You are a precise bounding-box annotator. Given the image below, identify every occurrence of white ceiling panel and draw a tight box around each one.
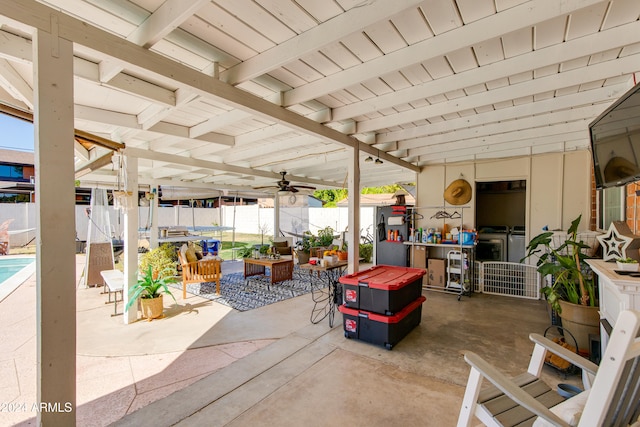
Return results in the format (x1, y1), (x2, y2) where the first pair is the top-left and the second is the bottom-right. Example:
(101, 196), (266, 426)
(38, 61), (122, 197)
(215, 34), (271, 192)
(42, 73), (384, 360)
(0, 0), (636, 191)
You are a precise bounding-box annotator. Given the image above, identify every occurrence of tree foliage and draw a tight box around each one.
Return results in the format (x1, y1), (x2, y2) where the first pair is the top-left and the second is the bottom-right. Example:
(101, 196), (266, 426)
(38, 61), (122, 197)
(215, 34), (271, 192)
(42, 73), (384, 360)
(313, 184), (408, 207)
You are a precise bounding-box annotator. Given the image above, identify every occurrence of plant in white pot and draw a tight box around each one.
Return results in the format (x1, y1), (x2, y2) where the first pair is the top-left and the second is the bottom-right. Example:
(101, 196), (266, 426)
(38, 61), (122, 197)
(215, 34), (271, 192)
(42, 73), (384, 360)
(126, 265), (177, 320)
(616, 257), (639, 272)
(522, 215), (598, 355)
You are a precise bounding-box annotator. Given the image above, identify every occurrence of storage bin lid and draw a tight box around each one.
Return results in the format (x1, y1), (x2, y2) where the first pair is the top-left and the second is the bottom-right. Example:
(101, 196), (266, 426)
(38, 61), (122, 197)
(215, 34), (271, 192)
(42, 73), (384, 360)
(339, 264), (426, 290)
(338, 296), (426, 323)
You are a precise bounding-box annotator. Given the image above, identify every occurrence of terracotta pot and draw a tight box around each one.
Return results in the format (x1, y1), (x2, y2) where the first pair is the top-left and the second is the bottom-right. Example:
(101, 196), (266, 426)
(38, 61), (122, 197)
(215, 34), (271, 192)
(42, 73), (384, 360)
(140, 295), (164, 320)
(558, 300), (599, 356)
(337, 251), (348, 261)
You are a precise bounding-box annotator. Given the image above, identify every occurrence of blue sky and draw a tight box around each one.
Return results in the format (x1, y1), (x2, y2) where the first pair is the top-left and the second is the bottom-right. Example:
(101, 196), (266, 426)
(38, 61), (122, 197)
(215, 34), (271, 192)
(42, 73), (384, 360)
(0, 114), (34, 152)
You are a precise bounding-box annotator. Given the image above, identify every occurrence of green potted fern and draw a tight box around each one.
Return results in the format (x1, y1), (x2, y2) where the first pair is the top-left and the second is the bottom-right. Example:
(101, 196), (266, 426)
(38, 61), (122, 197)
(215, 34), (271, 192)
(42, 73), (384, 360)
(128, 245), (178, 321)
(522, 214), (598, 354)
(125, 265), (177, 320)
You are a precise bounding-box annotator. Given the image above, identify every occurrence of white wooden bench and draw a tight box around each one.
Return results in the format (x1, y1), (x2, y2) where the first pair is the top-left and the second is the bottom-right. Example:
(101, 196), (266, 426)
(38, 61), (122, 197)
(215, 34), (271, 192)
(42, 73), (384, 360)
(100, 269), (124, 316)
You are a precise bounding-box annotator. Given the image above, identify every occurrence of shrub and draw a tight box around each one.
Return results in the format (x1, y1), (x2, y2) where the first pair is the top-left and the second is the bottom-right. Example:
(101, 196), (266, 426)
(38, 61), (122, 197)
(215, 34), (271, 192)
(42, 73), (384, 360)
(359, 243), (373, 263)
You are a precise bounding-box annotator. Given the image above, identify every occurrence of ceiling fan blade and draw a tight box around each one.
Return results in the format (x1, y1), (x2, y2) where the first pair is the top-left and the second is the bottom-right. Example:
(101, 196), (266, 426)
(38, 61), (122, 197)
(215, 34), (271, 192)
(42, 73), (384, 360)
(291, 185), (316, 190)
(253, 185), (278, 190)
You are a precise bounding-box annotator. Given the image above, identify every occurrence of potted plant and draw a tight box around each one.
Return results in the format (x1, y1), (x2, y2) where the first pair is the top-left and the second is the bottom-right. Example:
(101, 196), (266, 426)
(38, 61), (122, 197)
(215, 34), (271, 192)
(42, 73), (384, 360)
(126, 264), (177, 320)
(295, 231), (315, 264)
(521, 214), (599, 355)
(295, 226), (336, 264)
(616, 257), (639, 272)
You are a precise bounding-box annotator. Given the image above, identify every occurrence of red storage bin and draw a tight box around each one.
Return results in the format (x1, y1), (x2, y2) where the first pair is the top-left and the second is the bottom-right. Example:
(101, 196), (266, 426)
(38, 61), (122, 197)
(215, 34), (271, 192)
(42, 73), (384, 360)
(338, 296), (426, 350)
(339, 265), (426, 315)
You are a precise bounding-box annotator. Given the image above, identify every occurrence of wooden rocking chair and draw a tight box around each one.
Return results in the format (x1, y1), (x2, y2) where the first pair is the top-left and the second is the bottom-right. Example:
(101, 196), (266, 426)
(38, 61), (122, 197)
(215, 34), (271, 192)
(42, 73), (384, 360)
(457, 310), (640, 427)
(177, 250), (222, 299)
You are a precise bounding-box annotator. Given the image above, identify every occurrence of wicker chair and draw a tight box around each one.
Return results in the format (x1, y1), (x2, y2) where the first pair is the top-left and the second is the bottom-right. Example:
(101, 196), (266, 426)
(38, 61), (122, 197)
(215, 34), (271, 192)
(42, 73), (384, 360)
(177, 250), (221, 299)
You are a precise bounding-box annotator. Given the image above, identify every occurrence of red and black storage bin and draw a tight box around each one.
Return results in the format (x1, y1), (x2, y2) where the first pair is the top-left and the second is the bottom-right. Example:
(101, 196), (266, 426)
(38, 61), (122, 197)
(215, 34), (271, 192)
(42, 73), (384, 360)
(338, 296), (426, 350)
(339, 265), (426, 315)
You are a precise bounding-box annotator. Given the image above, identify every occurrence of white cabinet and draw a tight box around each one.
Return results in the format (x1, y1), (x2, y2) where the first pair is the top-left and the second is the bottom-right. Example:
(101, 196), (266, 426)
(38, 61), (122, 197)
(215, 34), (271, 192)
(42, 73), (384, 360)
(586, 259), (640, 354)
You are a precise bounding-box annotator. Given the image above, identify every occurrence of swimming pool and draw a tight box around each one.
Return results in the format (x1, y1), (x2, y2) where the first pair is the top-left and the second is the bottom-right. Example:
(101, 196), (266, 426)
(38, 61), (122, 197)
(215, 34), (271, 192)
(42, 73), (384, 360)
(0, 256), (35, 302)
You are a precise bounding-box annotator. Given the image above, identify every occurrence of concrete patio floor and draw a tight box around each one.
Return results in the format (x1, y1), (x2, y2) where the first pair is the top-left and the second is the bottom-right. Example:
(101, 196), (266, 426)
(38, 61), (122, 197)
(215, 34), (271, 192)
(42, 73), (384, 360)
(0, 255), (580, 426)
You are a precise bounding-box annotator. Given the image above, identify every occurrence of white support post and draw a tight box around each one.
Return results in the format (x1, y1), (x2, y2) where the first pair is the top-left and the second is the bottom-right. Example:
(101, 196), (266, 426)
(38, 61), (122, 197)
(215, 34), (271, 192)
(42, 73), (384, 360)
(123, 155), (139, 324)
(33, 27), (76, 425)
(274, 194), (280, 238)
(348, 146), (360, 274)
(150, 185), (159, 248)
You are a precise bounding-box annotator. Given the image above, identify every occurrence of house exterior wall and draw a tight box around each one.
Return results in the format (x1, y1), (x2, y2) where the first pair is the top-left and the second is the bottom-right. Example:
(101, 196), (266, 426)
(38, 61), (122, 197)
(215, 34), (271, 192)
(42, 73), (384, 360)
(416, 150), (593, 243)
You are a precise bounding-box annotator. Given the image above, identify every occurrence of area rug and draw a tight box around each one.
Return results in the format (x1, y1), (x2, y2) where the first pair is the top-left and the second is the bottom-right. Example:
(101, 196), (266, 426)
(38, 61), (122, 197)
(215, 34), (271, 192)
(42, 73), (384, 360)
(176, 268), (316, 311)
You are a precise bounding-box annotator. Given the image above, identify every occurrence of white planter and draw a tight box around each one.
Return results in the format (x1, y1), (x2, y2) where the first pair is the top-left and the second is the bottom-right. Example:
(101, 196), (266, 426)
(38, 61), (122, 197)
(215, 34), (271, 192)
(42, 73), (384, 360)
(616, 261), (639, 271)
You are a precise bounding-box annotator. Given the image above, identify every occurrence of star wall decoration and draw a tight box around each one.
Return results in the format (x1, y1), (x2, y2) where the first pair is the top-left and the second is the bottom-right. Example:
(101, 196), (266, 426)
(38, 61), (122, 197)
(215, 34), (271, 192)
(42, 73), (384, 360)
(596, 221), (640, 262)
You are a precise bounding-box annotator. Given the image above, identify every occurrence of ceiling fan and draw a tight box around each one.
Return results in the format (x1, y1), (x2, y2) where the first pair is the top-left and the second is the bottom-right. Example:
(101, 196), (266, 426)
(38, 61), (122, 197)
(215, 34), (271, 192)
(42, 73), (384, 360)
(254, 171), (316, 193)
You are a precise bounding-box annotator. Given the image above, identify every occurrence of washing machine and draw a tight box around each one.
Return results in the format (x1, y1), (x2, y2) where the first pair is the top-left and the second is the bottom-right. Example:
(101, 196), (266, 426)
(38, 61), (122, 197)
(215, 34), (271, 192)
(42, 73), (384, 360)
(476, 225), (508, 262)
(508, 225), (526, 263)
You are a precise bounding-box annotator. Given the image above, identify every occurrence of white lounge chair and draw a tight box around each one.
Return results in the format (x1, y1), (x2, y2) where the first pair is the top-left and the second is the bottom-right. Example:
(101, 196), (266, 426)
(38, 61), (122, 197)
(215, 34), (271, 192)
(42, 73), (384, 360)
(457, 310), (640, 427)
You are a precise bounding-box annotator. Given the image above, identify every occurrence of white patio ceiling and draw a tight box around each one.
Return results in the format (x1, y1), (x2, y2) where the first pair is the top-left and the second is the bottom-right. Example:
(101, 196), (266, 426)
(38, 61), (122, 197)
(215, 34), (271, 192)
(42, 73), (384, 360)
(0, 0), (639, 196)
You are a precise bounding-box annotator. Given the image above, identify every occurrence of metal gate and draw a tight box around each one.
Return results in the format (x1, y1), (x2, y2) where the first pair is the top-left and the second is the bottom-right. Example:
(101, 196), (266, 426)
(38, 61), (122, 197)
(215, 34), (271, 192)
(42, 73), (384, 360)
(479, 262), (540, 300)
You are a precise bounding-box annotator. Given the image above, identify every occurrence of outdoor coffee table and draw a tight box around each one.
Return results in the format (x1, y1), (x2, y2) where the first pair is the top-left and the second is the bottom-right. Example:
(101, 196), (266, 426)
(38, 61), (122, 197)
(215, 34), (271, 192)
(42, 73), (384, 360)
(243, 257), (294, 288)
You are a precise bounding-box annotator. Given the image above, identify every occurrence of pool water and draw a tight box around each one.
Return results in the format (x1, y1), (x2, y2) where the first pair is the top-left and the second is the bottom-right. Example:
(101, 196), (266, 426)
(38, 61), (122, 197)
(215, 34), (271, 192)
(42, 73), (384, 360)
(0, 256), (35, 302)
(0, 257), (35, 284)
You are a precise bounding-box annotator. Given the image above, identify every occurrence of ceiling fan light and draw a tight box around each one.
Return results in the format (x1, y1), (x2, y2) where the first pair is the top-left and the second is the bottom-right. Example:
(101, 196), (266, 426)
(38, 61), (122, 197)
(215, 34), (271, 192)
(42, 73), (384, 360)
(365, 156), (373, 162)
(375, 158), (383, 164)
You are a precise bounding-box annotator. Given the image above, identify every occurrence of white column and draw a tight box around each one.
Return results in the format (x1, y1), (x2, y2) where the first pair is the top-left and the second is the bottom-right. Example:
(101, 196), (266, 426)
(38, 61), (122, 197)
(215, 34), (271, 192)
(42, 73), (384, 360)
(150, 186), (159, 249)
(33, 27), (76, 425)
(348, 146), (360, 274)
(274, 195), (280, 238)
(123, 156), (139, 324)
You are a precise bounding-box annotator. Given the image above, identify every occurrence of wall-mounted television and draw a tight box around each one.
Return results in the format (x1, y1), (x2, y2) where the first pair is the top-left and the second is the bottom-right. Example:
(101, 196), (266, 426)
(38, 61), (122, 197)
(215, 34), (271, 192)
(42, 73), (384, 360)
(589, 80), (640, 189)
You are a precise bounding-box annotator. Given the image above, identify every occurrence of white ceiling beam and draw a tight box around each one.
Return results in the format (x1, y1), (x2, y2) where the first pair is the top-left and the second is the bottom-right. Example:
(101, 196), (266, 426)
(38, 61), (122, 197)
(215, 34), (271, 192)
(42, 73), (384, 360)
(127, 0), (210, 49)
(406, 107), (598, 158)
(222, 134), (320, 164)
(98, 59), (121, 83)
(0, 58), (32, 108)
(282, 0), (608, 107)
(220, 0), (427, 85)
(74, 104), (234, 147)
(0, 0), (419, 173)
(0, 28), (31, 64)
(358, 53), (640, 133)
(384, 84), (628, 147)
(189, 109), (253, 138)
(335, 20), (640, 123)
(122, 146), (340, 188)
(0, 0), (420, 172)
(106, 72), (176, 106)
(73, 139), (89, 161)
(412, 120), (590, 160)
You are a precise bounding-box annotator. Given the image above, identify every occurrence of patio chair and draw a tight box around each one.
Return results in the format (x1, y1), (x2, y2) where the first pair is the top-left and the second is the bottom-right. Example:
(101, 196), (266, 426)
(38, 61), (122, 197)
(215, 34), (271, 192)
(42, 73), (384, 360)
(177, 247), (222, 299)
(457, 309), (640, 427)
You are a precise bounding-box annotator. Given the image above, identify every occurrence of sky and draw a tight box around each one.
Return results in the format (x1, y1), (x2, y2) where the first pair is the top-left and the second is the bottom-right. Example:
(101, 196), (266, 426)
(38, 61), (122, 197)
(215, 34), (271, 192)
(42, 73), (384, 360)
(0, 114), (34, 152)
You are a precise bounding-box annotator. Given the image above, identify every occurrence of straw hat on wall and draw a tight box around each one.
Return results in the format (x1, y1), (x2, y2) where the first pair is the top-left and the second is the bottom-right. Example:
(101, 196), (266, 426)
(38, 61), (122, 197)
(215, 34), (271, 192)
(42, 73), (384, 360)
(444, 179), (472, 205)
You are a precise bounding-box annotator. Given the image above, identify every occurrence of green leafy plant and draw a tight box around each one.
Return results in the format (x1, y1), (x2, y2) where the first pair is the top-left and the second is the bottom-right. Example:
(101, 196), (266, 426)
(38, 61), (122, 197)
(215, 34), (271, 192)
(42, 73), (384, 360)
(521, 215), (595, 313)
(125, 265), (177, 311)
(359, 243), (373, 263)
(296, 227), (335, 254)
(317, 226), (335, 247)
(617, 257), (638, 263)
